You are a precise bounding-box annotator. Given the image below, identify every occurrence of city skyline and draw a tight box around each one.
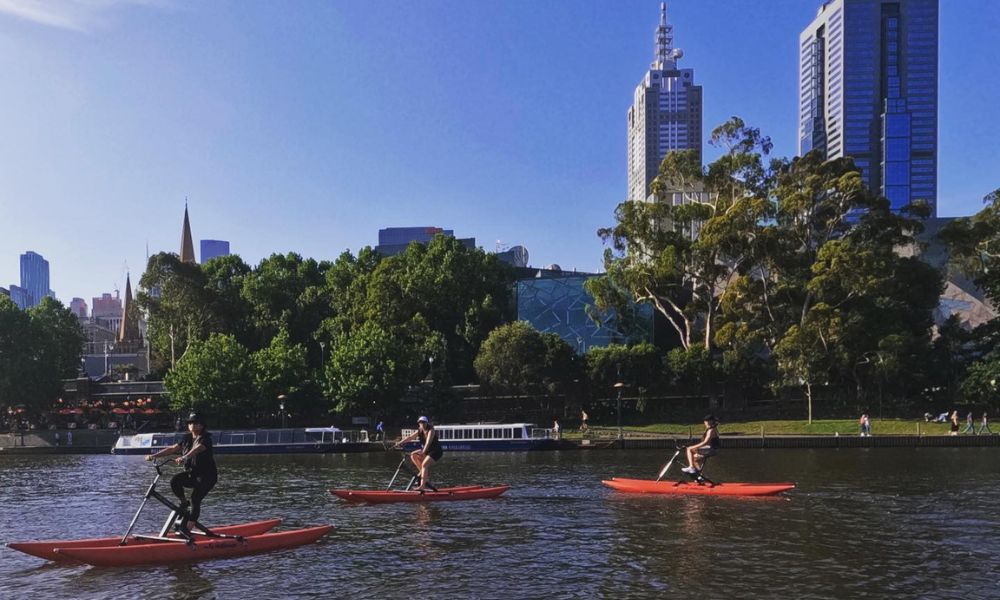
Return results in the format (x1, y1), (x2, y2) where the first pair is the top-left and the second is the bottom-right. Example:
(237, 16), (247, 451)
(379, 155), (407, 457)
(2, 1), (998, 304)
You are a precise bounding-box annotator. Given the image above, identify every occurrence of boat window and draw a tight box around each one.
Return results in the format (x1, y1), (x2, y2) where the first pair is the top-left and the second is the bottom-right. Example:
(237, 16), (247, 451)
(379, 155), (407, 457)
(474, 428), (482, 439)
(493, 428), (501, 438)
(513, 428), (523, 439)
(504, 428), (513, 439)
(219, 433), (231, 445)
(441, 430), (451, 440)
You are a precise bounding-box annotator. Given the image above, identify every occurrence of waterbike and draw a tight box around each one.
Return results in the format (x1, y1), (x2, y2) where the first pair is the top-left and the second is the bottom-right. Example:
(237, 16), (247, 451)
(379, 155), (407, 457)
(7, 459), (332, 566)
(602, 447), (796, 497)
(330, 451), (510, 504)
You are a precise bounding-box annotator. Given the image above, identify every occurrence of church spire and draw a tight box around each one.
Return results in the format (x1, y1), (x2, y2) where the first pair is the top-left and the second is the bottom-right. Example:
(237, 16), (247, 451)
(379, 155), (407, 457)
(116, 273), (141, 344)
(180, 200), (196, 264)
(652, 3), (680, 70)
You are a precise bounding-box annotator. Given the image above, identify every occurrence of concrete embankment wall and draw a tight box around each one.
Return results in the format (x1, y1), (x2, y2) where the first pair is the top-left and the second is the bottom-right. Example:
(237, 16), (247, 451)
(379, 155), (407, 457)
(0, 431), (119, 454)
(574, 435), (1000, 450)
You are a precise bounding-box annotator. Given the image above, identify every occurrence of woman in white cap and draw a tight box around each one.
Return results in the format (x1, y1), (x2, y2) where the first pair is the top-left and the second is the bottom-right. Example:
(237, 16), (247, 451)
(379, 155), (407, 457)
(397, 416), (443, 491)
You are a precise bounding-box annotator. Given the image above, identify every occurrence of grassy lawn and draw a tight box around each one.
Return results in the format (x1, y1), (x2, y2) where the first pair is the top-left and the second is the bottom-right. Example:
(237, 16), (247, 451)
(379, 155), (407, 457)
(573, 419), (963, 437)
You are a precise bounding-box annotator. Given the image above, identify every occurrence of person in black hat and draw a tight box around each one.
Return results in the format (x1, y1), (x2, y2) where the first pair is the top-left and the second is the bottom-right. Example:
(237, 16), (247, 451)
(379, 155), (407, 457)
(146, 412), (218, 531)
(682, 415), (720, 475)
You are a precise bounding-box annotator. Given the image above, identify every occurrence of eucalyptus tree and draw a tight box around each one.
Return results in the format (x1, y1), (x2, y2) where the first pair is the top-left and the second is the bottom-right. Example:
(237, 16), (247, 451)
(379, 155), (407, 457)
(592, 117), (774, 359)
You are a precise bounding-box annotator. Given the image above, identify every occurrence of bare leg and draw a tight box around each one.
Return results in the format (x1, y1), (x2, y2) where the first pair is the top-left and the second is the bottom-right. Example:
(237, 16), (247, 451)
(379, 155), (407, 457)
(416, 455), (436, 490)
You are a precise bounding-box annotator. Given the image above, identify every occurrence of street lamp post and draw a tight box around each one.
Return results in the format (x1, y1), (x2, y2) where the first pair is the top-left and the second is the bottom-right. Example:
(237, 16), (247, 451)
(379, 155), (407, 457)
(319, 341), (326, 367)
(614, 364), (625, 442)
(278, 395), (287, 428)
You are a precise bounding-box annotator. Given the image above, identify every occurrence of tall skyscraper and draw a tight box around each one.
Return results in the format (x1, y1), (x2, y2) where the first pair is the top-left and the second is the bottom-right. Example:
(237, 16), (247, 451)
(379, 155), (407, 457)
(627, 3), (702, 202)
(19, 251), (50, 308)
(200, 240), (231, 263)
(799, 0), (938, 213)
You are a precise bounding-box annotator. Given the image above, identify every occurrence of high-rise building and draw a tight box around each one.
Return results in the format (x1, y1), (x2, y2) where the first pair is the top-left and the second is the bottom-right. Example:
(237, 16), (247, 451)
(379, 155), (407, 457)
(627, 3), (702, 202)
(200, 240), (230, 263)
(19, 251), (50, 308)
(92, 292), (122, 318)
(799, 0), (938, 213)
(375, 227), (476, 257)
(9, 285), (31, 309)
(70, 297), (89, 318)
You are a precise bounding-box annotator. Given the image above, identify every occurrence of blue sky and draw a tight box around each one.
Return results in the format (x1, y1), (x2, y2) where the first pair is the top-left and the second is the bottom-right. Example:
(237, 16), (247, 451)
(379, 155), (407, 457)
(1, 1), (998, 305)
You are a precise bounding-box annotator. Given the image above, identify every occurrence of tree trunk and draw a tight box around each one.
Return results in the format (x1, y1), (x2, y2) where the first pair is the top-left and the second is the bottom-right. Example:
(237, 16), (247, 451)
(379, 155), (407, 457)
(806, 382), (813, 424)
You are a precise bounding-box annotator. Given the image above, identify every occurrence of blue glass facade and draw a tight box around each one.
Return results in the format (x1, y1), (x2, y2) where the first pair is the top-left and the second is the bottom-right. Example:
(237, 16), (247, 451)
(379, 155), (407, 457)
(799, 0), (937, 214)
(516, 275), (653, 354)
(200, 239), (231, 263)
(19, 251), (49, 308)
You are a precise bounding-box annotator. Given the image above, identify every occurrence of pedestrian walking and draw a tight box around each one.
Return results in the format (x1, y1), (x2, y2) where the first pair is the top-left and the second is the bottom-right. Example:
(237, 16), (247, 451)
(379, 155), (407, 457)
(949, 410), (960, 436)
(962, 411), (975, 434)
(859, 410), (871, 437)
(580, 409), (589, 433)
(978, 411), (992, 435)
(553, 419), (561, 440)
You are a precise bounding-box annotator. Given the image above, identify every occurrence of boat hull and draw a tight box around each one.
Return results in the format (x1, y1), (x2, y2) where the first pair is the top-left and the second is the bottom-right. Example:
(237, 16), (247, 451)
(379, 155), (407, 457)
(603, 477), (795, 496)
(6, 519), (283, 562)
(52, 525), (333, 567)
(112, 443), (370, 456)
(330, 485), (510, 504)
(403, 440), (555, 452)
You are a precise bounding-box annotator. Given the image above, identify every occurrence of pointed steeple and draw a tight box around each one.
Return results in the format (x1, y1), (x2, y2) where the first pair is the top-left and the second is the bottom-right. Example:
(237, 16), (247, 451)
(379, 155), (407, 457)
(180, 200), (196, 263)
(117, 273), (141, 344)
(652, 3), (680, 70)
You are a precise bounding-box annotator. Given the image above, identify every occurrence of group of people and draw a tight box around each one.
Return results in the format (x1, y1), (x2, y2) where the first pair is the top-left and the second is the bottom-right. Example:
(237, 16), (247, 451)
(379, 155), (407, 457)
(924, 410), (992, 435)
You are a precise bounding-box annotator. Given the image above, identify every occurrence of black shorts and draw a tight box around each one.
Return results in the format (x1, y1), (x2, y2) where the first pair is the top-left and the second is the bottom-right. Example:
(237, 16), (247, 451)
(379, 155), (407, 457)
(428, 450), (443, 462)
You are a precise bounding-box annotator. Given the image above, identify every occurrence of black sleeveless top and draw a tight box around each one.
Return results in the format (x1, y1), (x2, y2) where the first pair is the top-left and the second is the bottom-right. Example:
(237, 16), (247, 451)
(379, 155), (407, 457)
(418, 428), (443, 455)
(706, 426), (720, 449)
(181, 432), (218, 479)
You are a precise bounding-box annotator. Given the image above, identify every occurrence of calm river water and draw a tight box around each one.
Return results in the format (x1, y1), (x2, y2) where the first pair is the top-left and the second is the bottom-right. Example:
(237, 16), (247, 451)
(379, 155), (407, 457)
(2, 448), (999, 599)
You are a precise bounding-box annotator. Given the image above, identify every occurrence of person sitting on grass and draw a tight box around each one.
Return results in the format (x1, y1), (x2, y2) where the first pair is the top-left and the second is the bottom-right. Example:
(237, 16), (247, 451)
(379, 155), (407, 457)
(682, 415), (720, 475)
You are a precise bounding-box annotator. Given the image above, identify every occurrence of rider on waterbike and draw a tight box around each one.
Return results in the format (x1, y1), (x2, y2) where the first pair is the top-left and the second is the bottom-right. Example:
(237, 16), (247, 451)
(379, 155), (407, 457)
(682, 415), (720, 475)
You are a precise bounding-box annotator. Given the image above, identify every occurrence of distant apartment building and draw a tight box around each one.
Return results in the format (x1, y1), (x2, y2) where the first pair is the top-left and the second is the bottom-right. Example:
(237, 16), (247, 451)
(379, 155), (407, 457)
(200, 239), (230, 263)
(19, 251), (50, 308)
(799, 0), (938, 213)
(70, 297), (89, 318)
(92, 292), (123, 332)
(627, 3), (703, 202)
(375, 227), (476, 257)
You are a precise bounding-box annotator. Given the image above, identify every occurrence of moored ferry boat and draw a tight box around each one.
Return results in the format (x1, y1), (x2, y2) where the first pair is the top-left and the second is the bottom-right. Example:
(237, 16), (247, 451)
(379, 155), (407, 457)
(400, 423), (557, 451)
(112, 427), (369, 455)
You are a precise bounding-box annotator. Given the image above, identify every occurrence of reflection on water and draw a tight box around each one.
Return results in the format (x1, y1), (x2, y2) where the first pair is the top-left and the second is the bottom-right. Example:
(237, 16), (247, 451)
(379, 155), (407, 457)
(2, 448), (999, 599)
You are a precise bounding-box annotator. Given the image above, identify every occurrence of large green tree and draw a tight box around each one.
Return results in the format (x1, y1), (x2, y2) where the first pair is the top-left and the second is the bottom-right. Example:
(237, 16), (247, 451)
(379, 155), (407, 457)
(592, 118), (774, 352)
(0, 296), (85, 419)
(252, 328), (310, 418)
(164, 333), (253, 422)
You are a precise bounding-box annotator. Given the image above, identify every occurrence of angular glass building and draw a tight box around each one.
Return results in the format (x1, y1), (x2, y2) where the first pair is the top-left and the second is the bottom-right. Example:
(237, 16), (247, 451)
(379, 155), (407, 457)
(516, 274), (653, 354)
(200, 239), (231, 263)
(799, 0), (938, 213)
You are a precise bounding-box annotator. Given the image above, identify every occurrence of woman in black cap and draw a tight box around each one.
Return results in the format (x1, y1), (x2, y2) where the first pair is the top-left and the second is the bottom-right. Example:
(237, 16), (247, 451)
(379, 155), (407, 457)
(146, 412), (218, 531)
(682, 415), (720, 475)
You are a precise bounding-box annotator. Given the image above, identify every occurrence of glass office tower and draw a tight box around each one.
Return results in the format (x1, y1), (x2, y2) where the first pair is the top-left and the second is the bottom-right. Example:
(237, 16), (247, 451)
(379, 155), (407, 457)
(799, 0), (937, 214)
(19, 251), (50, 308)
